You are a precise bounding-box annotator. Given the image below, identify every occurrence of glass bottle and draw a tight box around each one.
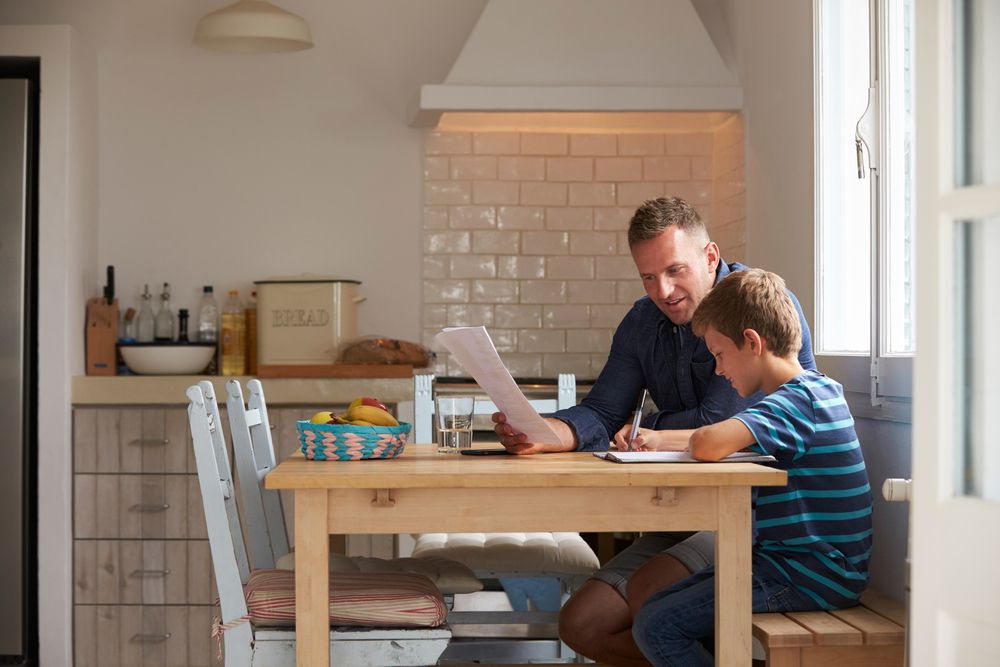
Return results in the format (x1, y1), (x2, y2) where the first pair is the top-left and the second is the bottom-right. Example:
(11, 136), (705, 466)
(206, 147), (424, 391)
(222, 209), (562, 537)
(197, 286), (220, 374)
(136, 285), (155, 342)
(177, 309), (190, 343)
(221, 290), (246, 376)
(245, 291), (258, 376)
(154, 282), (173, 341)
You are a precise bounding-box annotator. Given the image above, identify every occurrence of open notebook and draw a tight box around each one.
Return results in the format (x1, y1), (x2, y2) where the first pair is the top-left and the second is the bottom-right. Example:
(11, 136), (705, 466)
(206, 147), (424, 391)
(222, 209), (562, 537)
(594, 450), (777, 464)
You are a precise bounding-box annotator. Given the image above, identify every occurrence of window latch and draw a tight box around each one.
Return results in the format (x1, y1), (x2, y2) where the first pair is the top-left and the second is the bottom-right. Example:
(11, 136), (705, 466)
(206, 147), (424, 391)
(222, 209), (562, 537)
(855, 82), (880, 178)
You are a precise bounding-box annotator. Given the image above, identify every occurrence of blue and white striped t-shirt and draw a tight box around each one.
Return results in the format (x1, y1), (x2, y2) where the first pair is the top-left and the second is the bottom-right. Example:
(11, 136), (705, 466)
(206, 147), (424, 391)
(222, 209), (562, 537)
(734, 370), (872, 610)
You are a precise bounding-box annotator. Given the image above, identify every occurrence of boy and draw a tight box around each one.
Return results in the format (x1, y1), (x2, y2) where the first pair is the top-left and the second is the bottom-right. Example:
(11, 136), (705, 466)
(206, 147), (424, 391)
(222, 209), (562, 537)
(631, 269), (873, 667)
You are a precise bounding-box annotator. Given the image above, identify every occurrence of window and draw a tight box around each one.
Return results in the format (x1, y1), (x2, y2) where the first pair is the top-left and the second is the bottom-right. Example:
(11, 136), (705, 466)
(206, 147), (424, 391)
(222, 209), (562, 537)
(814, 0), (915, 413)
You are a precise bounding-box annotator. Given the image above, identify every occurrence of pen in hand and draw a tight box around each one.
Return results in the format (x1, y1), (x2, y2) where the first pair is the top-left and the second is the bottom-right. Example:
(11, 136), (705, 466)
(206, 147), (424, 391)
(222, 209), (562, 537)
(626, 389), (648, 451)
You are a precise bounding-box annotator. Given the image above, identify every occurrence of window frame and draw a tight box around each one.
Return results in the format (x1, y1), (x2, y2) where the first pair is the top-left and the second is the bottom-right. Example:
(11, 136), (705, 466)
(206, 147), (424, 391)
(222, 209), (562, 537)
(813, 0), (914, 421)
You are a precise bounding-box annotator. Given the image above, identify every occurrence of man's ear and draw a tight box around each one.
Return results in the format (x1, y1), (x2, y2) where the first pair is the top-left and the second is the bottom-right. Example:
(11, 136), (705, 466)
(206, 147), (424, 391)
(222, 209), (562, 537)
(704, 242), (721, 273)
(743, 329), (764, 356)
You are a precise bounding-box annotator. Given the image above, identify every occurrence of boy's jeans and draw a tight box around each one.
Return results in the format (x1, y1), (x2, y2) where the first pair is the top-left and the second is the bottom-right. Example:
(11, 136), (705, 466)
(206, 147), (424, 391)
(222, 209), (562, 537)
(632, 563), (821, 667)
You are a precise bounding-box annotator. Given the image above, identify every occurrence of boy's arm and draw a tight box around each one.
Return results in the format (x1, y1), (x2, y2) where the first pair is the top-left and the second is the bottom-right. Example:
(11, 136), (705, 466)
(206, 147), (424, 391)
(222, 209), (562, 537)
(688, 418), (757, 461)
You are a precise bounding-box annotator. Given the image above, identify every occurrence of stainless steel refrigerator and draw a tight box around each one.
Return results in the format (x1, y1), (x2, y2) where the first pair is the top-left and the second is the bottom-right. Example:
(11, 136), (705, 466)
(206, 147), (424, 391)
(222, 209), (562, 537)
(0, 62), (40, 665)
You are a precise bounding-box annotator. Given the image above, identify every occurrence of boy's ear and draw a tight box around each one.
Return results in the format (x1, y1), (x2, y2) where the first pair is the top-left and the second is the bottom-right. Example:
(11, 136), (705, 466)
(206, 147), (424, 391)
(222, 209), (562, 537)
(743, 329), (764, 356)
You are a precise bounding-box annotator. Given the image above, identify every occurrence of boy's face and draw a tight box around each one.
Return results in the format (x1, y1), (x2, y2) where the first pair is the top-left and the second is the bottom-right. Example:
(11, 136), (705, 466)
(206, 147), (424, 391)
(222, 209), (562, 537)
(704, 326), (762, 398)
(631, 227), (720, 325)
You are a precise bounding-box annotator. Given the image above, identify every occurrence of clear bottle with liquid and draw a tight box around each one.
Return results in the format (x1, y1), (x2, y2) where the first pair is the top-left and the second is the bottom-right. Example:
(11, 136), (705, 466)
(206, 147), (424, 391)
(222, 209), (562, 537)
(154, 282), (173, 341)
(245, 291), (258, 376)
(136, 285), (155, 342)
(221, 290), (246, 376)
(197, 286), (219, 374)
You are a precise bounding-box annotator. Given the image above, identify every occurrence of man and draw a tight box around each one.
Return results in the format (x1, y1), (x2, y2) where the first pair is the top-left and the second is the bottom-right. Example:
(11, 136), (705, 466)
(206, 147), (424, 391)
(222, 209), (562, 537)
(492, 197), (816, 666)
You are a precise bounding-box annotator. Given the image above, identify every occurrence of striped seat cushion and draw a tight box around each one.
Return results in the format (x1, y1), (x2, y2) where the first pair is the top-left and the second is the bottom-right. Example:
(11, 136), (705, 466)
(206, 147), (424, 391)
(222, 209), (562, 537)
(274, 552), (484, 595)
(244, 569), (447, 628)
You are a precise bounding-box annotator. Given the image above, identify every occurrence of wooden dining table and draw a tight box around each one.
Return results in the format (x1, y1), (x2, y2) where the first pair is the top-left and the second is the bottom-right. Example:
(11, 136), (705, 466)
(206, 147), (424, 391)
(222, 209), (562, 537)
(265, 444), (787, 667)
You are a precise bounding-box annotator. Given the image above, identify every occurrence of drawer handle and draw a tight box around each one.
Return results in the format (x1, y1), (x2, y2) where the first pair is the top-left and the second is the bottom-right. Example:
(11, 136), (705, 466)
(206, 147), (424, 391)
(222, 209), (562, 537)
(129, 504), (170, 512)
(128, 438), (170, 446)
(130, 569), (170, 578)
(132, 633), (170, 643)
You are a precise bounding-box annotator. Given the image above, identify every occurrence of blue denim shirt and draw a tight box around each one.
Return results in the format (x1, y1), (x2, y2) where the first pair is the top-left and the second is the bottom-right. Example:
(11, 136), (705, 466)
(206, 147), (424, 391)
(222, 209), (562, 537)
(552, 261), (817, 451)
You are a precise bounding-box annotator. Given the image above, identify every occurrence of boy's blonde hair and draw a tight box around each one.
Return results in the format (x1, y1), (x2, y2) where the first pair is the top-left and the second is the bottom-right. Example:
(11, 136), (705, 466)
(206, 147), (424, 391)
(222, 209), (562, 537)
(691, 269), (802, 358)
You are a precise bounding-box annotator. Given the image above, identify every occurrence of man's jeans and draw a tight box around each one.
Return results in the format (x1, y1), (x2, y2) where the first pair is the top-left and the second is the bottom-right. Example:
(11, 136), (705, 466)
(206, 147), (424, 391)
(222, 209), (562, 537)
(632, 563), (821, 667)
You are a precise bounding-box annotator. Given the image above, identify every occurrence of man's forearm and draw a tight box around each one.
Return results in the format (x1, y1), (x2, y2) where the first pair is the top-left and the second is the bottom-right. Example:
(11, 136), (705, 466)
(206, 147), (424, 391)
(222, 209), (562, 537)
(545, 418), (578, 452)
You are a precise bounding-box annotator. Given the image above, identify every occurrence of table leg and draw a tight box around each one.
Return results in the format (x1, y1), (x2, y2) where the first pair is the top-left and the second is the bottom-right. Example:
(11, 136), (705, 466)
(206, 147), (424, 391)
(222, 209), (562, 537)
(296, 488), (329, 667)
(715, 486), (752, 667)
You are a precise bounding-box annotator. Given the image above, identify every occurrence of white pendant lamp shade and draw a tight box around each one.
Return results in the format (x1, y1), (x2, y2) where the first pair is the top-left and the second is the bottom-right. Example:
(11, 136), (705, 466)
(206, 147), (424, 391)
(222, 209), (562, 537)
(193, 0), (313, 54)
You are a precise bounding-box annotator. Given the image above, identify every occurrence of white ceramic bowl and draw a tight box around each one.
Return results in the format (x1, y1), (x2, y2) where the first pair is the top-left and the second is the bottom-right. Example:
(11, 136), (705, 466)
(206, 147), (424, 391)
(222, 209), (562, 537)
(119, 343), (216, 375)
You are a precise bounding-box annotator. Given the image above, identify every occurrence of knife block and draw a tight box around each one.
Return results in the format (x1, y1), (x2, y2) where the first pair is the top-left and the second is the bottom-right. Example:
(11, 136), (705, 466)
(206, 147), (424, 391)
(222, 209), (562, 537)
(86, 297), (118, 375)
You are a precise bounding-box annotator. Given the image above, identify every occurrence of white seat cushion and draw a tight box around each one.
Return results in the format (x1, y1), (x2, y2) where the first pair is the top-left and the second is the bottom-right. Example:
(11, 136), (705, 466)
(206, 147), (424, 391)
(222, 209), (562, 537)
(411, 533), (600, 574)
(274, 552), (484, 595)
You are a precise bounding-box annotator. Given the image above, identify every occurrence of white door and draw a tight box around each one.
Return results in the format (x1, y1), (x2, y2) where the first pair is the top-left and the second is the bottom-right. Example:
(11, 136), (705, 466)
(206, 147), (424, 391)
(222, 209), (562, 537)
(911, 0), (1000, 665)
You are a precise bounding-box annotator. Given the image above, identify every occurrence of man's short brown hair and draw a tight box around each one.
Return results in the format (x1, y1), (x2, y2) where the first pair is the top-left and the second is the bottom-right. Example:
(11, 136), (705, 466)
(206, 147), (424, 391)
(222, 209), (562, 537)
(691, 269), (802, 358)
(628, 196), (710, 249)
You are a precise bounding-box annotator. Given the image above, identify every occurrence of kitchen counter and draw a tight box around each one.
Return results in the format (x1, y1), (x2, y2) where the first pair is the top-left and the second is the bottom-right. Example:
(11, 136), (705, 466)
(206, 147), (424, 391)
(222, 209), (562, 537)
(71, 375), (415, 405)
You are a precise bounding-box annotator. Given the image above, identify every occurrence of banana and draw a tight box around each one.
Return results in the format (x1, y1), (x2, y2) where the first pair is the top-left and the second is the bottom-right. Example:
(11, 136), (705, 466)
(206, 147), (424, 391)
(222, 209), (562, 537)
(346, 404), (399, 427)
(348, 420), (377, 426)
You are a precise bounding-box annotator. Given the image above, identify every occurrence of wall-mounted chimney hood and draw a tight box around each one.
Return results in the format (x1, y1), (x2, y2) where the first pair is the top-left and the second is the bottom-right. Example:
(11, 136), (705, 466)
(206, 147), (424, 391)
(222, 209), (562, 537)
(409, 0), (741, 127)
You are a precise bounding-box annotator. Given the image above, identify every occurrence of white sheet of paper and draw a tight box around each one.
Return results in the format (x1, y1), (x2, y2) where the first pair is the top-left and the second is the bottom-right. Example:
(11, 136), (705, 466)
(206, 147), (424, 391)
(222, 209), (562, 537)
(593, 450), (776, 464)
(436, 327), (563, 446)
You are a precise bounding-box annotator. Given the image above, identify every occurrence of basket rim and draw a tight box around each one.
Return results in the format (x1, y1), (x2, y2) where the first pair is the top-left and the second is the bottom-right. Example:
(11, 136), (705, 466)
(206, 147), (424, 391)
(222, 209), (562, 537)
(297, 420), (411, 434)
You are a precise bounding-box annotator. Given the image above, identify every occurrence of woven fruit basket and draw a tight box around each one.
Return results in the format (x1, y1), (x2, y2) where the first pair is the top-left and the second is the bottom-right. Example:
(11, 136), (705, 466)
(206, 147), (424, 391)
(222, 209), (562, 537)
(296, 420), (411, 461)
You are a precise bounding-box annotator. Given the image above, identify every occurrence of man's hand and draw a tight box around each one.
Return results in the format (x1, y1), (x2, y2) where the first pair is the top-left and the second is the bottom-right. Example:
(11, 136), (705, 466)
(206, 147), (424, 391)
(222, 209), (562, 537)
(492, 413), (576, 455)
(612, 423), (696, 452)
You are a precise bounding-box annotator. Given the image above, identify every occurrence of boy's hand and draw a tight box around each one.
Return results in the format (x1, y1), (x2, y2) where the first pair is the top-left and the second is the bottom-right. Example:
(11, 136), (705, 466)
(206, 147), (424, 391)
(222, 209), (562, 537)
(612, 424), (693, 452)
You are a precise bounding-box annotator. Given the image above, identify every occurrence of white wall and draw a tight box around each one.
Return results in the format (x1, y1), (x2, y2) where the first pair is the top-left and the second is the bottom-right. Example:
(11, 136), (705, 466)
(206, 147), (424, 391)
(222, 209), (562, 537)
(0, 24), (99, 667)
(0, 0), (486, 343)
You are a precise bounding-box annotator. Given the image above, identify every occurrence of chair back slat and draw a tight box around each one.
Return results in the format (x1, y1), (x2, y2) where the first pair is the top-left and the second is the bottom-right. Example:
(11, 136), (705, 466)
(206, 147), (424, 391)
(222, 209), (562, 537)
(226, 380), (278, 569)
(246, 379), (290, 559)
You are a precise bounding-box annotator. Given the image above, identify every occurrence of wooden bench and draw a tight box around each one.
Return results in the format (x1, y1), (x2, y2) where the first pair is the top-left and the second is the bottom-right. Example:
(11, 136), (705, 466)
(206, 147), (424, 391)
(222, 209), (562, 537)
(752, 588), (906, 667)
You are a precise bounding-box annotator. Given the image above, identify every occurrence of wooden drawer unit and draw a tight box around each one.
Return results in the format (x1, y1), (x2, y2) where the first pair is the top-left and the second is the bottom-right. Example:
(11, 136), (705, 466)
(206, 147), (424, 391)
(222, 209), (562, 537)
(73, 407), (224, 666)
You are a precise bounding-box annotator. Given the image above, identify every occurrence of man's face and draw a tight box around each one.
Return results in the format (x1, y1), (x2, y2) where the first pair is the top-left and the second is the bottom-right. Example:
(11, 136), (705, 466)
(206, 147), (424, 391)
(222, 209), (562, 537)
(704, 326), (761, 398)
(630, 226), (720, 325)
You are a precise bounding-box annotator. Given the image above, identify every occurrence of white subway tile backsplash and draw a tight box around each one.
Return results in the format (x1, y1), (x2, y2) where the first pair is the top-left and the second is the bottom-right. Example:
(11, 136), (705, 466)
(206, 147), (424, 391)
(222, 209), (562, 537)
(617, 280), (646, 304)
(691, 156), (712, 180)
(665, 181), (712, 205)
(547, 256), (594, 280)
(495, 304), (542, 328)
(499, 156), (546, 181)
(619, 133), (664, 156)
(570, 134), (617, 156)
(472, 279), (519, 303)
(450, 206), (496, 229)
(569, 280), (616, 304)
(593, 207), (635, 230)
(424, 206), (449, 229)
(546, 207), (593, 231)
(617, 231), (632, 254)
(521, 182), (568, 206)
(473, 180), (520, 205)
(451, 156), (498, 180)
(568, 183), (616, 207)
(519, 329), (565, 353)
(520, 280), (568, 304)
(522, 231), (569, 255)
(424, 304), (447, 328)
(643, 157), (690, 181)
(425, 181), (471, 205)
(423, 280), (470, 303)
(543, 305), (591, 329)
(490, 328), (518, 353)
(595, 256), (638, 280)
(546, 157), (594, 182)
(426, 131), (472, 155)
(498, 256), (546, 279)
(423, 255), (447, 279)
(473, 132), (520, 155)
(450, 255), (498, 279)
(591, 304), (632, 329)
(521, 133), (569, 156)
(595, 158), (642, 182)
(665, 133), (713, 156)
(425, 156), (449, 180)
(499, 354), (543, 377)
(424, 230), (471, 254)
(569, 232), (617, 255)
(497, 206), (546, 230)
(446, 356), (473, 377)
(543, 354), (592, 378)
(567, 329), (614, 353)
(472, 230), (520, 254)
(590, 353), (608, 376)
(447, 304), (494, 327)
(618, 182), (665, 206)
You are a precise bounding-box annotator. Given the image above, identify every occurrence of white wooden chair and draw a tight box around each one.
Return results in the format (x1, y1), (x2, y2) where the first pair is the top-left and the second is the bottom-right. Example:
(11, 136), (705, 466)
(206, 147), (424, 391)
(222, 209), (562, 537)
(186, 381), (450, 666)
(412, 374), (598, 663)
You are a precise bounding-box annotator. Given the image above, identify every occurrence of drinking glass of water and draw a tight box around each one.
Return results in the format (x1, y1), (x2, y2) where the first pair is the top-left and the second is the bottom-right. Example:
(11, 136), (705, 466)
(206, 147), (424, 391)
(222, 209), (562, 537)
(435, 395), (475, 453)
